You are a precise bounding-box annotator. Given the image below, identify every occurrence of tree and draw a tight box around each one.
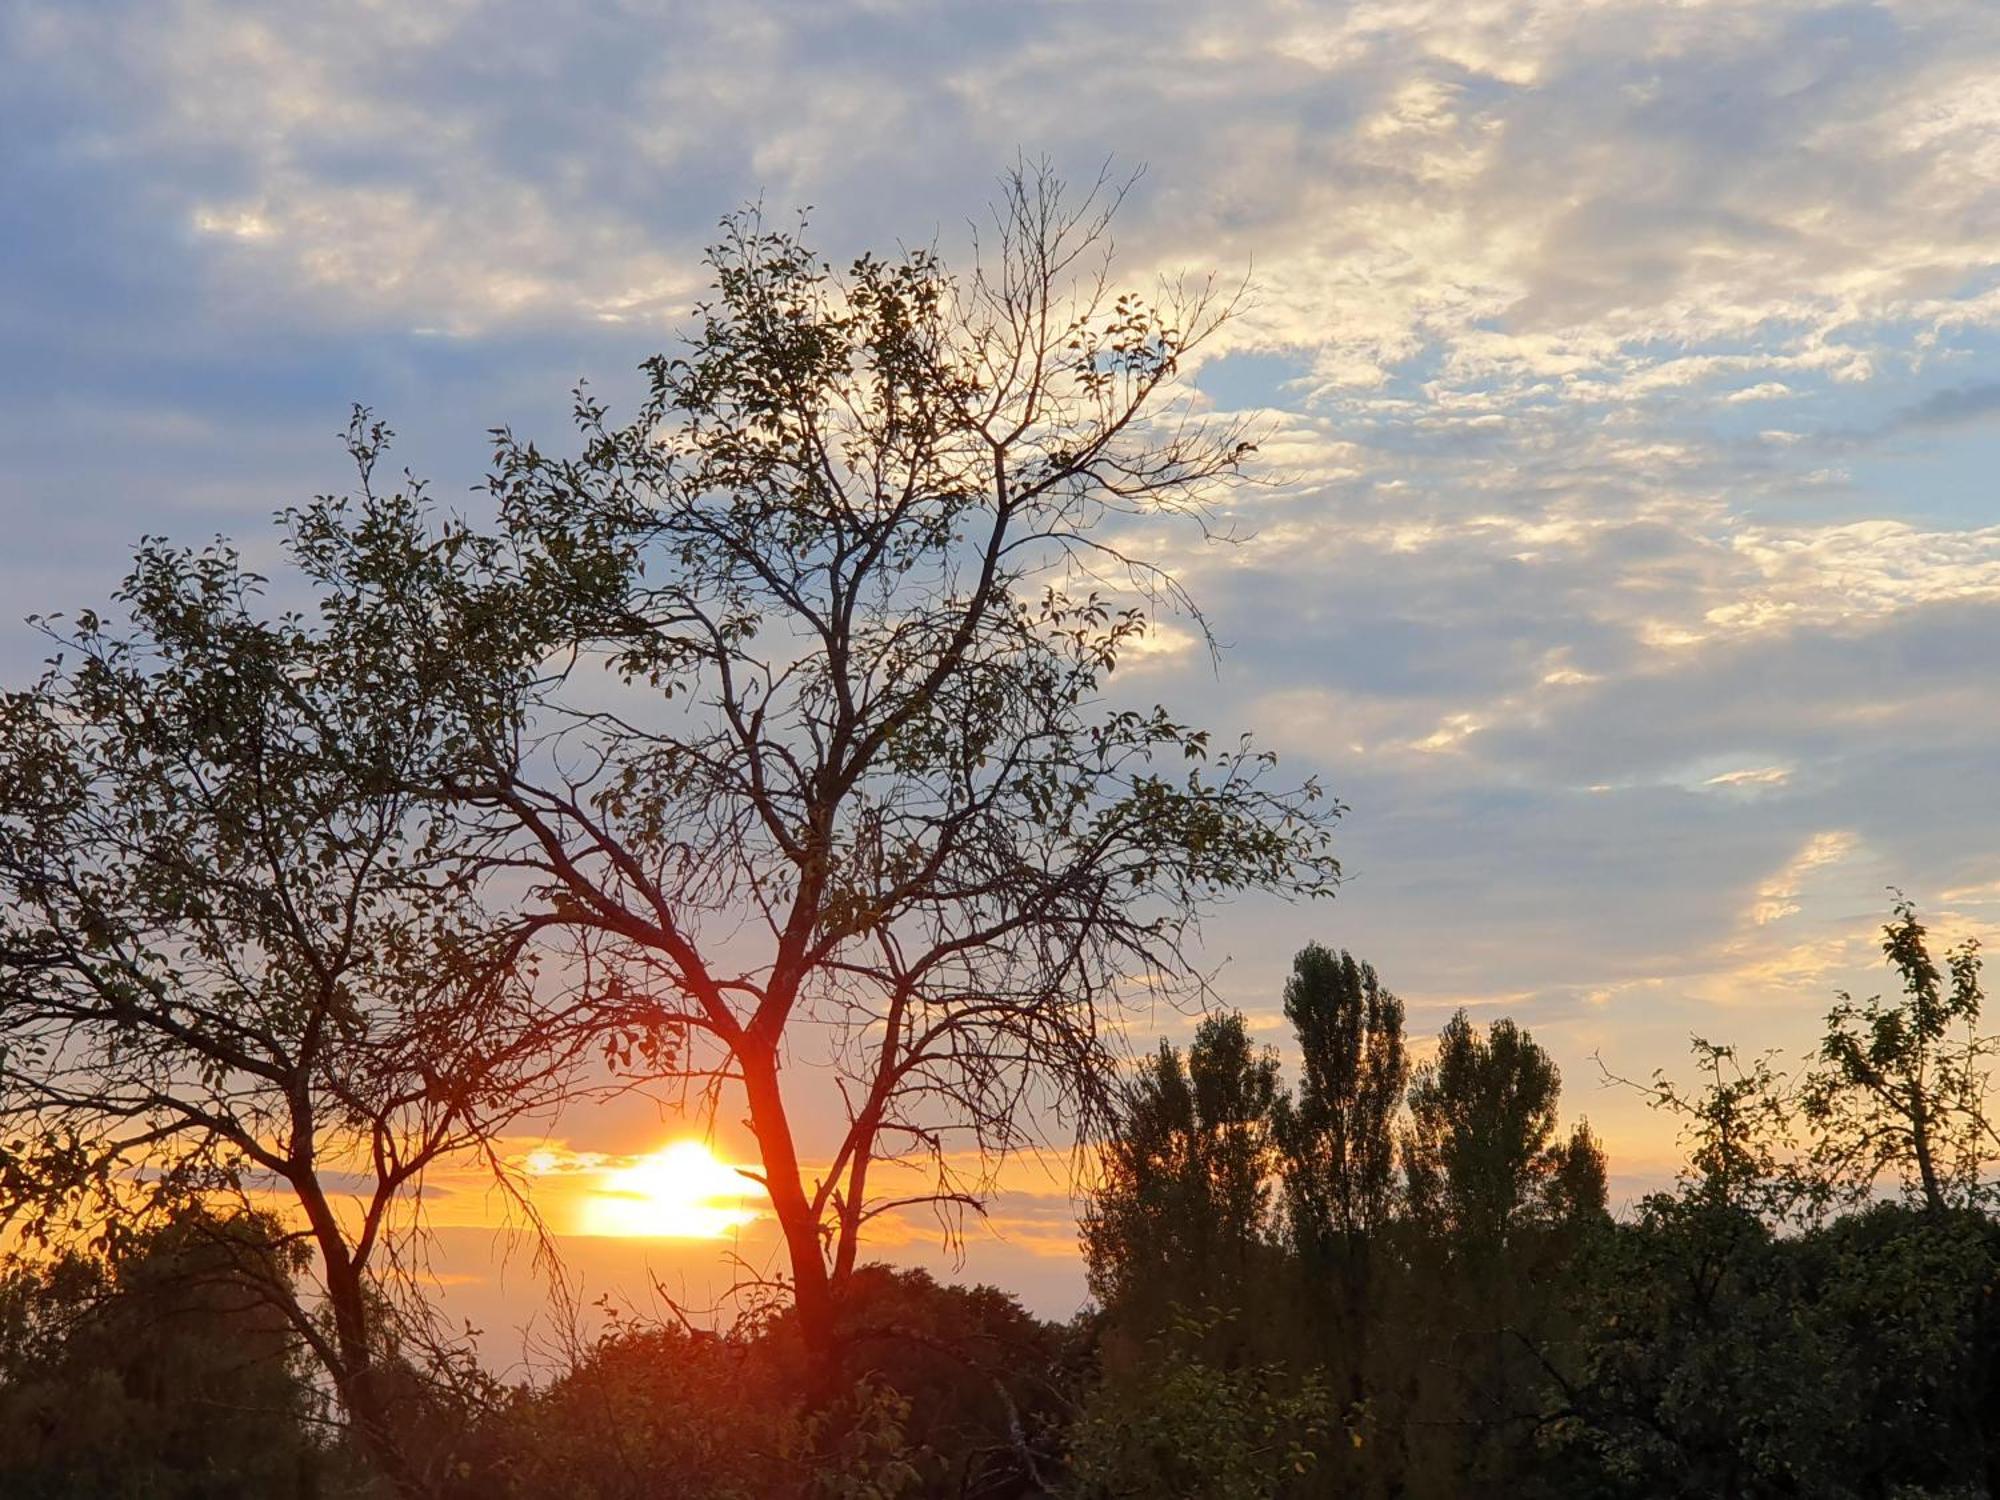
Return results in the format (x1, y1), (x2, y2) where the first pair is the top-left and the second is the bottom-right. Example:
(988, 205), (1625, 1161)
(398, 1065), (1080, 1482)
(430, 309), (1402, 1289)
(1400, 1010), (1605, 1491)
(0, 1209), (337, 1498)
(1404, 1011), (1598, 1249)
(824, 1266), (1069, 1497)
(1620, 1038), (1804, 1219)
(1268, 946), (1406, 1442)
(284, 163), (1340, 1376)
(464, 1313), (923, 1500)
(0, 547), (585, 1490)
(1274, 947), (1406, 1255)
(1064, 1305), (1331, 1500)
(1801, 896), (1989, 1215)
(1554, 1035), (2000, 1498)
(1082, 1013), (1283, 1326)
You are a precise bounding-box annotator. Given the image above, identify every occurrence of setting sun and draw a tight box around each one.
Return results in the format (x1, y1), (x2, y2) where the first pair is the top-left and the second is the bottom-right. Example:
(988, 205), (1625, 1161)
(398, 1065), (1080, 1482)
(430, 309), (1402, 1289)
(579, 1141), (765, 1239)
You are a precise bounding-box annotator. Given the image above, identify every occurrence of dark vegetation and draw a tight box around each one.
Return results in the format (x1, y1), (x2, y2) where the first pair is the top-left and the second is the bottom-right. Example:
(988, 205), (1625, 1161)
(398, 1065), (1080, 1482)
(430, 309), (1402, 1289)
(2, 169), (1997, 1494)
(1, 909), (1994, 1497)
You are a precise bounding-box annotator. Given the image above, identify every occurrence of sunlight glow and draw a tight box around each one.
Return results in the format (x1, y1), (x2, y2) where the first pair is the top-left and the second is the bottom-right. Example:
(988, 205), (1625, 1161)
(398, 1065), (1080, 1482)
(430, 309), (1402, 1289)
(579, 1141), (765, 1239)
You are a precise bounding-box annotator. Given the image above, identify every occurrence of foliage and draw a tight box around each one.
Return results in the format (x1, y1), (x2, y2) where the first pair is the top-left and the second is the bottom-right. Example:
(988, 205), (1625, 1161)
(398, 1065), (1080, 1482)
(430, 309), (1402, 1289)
(1082, 1012), (1283, 1330)
(276, 163), (1339, 1375)
(831, 1266), (1071, 1496)
(0, 534), (584, 1487)
(1274, 945), (1407, 1256)
(1802, 896), (1991, 1213)
(1065, 1307), (1332, 1500)
(1633, 1037), (1807, 1218)
(455, 1269), (1073, 1500)
(465, 1321), (818, 1500)
(0, 1211), (342, 1499)
(1547, 1192), (2000, 1497)
(1404, 1010), (1604, 1251)
(1546, 910), (2000, 1498)
(1078, 961), (1611, 1499)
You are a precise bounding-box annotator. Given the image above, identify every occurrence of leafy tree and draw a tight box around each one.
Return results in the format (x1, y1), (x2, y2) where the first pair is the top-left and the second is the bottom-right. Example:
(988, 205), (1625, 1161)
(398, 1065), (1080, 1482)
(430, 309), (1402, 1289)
(0, 546), (584, 1488)
(829, 1266), (1069, 1497)
(1541, 1040), (1816, 1495)
(1554, 1028), (2000, 1498)
(1546, 1189), (1838, 1497)
(1400, 1010), (1605, 1492)
(466, 1315), (920, 1500)
(1404, 1011), (1599, 1249)
(1623, 1038), (1805, 1220)
(1802, 896), (1990, 1214)
(1275, 945), (1407, 1257)
(460, 1264), (1061, 1499)
(1268, 946), (1407, 1457)
(1801, 1204), (1999, 1493)
(1064, 1306), (1331, 1500)
(1082, 1013), (1283, 1330)
(0, 1210), (338, 1498)
(282, 163), (1339, 1376)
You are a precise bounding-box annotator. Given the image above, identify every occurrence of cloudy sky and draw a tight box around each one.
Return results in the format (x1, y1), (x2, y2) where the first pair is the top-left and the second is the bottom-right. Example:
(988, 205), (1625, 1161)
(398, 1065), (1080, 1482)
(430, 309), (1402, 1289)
(7, 0), (2000, 1335)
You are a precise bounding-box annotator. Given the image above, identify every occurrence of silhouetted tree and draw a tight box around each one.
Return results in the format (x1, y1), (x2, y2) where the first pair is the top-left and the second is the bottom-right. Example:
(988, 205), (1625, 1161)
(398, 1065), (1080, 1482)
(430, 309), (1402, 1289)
(0, 549), (587, 1490)
(1802, 896), (1990, 1214)
(1064, 1304), (1331, 1500)
(1400, 1010), (1605, 1491)
(1082, 1013), (1283, 1333)
(1553, 1015), (2000, 1497)
(830, 1266), (1070, 1497)
(282, 162), (1339, 1380)
(1404, 1011), (1600, 1249)
(0, 1210), (337, 1498)
(1269, 946), (1407, 1453)
(1621, 1037), (1803, 1218)
(1276, 946), (1407, 1257)
(456, 1264), (1065, 1500)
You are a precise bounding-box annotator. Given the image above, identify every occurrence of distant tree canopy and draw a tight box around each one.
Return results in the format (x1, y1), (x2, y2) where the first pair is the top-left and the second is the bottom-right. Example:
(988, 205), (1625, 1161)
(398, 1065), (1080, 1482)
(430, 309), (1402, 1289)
(1404, 1010), (1606, 1253)
(1078, 910), (2000, 1500)
(1083, 1012), (1283, 1324)
(1276, 946), (1407, 1258)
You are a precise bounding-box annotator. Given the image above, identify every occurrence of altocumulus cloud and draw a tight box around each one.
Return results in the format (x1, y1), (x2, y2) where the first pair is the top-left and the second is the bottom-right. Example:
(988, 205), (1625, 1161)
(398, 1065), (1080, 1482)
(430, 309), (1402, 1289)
(5, 0), (2000, 1189)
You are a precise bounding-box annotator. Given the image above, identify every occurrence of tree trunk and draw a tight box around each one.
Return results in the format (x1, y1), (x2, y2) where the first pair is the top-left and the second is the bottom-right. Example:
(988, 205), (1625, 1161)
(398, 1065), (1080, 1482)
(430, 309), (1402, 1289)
(297, 1179), (419, 1495)
(1908, 1084), (1947, 1214)
(739, 1042), (841, 1394)
(325, 1264), (410, 1493)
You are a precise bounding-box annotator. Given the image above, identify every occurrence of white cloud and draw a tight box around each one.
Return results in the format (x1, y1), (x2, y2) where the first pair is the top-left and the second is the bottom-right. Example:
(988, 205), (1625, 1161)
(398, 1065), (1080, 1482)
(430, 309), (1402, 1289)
(1749, 830), (1858, 926)
(1704, 765), (1793, 791)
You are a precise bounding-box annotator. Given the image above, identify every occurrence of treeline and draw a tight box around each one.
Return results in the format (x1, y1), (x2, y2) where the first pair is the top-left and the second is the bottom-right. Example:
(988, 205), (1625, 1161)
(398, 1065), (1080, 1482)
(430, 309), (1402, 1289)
(2, 902), (1995, 1497)
(1073, 910), (2000, 1497)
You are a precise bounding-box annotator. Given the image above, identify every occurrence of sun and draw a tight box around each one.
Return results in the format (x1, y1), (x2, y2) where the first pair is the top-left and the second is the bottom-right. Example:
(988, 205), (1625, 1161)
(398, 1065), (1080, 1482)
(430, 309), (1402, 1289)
(579, 1140), (765, 1239)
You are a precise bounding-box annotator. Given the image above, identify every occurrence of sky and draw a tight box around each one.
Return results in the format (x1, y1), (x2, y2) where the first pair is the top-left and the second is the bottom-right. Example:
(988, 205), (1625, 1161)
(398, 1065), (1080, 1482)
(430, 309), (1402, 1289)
(5, 0), (2000, 1351)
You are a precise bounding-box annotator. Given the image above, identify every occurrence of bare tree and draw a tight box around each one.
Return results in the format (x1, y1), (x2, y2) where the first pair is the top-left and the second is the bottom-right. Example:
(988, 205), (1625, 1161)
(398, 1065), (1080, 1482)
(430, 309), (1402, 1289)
(286, 164), (1341, 1379)
(0, 543), (587, 1491)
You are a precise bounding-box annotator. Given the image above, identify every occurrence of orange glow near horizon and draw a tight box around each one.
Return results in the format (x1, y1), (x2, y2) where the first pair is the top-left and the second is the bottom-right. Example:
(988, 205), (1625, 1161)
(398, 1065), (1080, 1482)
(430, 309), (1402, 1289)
(578, 1141), (766, 1239)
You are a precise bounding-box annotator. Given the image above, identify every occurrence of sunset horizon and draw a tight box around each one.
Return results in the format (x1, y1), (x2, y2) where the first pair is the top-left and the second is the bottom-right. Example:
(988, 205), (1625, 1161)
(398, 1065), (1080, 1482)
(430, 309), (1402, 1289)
(5, 2), (1999, 1494)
